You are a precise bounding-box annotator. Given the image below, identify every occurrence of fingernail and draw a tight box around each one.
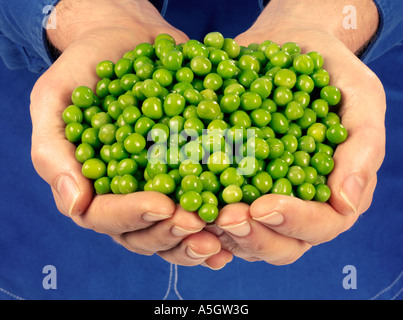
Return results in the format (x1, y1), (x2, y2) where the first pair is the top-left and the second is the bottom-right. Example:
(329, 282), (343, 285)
(56, 175), (80, 217)
(171, 226), (202, 237)
(340, 174), (365, 215)
(201, 262), (226, 271)
(253, 211), (284, 226)
(142, 212), (172, 222)
(187, 247), (211, 259)
(220, 220), (251, 237)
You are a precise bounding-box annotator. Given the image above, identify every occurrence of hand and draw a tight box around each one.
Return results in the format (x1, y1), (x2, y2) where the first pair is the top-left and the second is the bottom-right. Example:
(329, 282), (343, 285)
(213, 0), (386, 265)
(30, 0), (232, 269)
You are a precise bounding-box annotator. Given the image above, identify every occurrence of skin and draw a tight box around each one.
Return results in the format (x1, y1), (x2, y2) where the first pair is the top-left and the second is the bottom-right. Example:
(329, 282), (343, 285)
(30, 0), (385, 269)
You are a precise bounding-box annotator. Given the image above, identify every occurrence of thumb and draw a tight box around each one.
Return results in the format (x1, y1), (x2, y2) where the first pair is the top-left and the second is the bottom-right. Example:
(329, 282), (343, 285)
(30, 69), (94, 217)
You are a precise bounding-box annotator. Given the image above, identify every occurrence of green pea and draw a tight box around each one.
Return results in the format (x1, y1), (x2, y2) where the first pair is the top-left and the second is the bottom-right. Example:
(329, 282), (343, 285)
(190, 56), (212, 76)
(220, 167), (244, 187)
(240, 92), (262, 111)
(320, 85), (341, 106)
(217, 59), (238, 79)
(293, 54), (315, 75)
(229, 110), (252, 128)
(266, 158), (289, 180)
(207, 151), (231, 174)
(314, 184), (331, 202)
(222, 185), (243, 204)
(198, 203), (219, 223)
(270, 51), (292, 68)
(180, 191), (203, 212)
(285, 101), (304, 121)
(82, 158), (107, 180)
(274, 69), (297, 89)
(119, 174), (138, 194)
(63, 105), (83, 124)
(141, 97), (163, 119)
(124, 133), (146, 154)
(311, 99), (329, 118)
(114, 58), (134, 78)
(251, 171), (273, 194)
(94, 176), (111, 195)
(222, 38), (241, 59)
(287, 165), (306, 186)
(297, 182), (316, 200)
(311, 152), (335, 175)
(117, 158), (138, 176)
(96, 60), (115, 79)
(203, 73), (223, 91)
(197, 100), (221, 120)
(152, 173), (176, 194)
(326, 123), (348, 144)
(273, 87), (293, 106)
(271, 178), (292, 195)
(176, 67), (194, 83)
(162, 49), (183, 71)
(163, 93), (186, 117)
(65, 122), (84, 143)
(199, 171), (221, 193)
(241, 184), (261, 204)
(98, 123), (117, 145)
(75, 143), (95, 164)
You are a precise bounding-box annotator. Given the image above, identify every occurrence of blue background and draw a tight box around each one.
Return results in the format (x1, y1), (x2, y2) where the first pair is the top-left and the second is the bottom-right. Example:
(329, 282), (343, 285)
(0, 0), (402, 300)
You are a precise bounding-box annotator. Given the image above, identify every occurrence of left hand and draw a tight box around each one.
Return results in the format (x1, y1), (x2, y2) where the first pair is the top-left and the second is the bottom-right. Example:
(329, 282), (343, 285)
(212, 0), (386, 265)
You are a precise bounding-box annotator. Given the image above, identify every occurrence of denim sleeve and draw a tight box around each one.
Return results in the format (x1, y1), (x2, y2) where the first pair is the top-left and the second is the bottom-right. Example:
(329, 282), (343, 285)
(360, 0), (403, 64)
(0, 0), (61, 73)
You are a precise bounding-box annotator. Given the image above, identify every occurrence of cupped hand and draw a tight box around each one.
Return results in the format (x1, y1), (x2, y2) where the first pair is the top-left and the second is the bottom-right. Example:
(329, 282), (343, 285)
(213, 6), (386, 265)
(30, 0), (231, 269)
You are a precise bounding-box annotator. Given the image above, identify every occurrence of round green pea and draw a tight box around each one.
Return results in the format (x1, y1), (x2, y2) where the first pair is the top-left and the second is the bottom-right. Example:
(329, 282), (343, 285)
(180, 190), (203, 212)
(198, 203), (219, 223)
(82, 158), (107, 180)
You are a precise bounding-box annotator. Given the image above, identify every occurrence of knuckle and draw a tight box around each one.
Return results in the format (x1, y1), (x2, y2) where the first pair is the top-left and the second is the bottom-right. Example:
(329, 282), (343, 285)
(31, 142), (51, 175)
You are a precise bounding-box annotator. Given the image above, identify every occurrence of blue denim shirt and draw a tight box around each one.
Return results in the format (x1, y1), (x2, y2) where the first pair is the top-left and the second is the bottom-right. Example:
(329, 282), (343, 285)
(0, 0), (402, 72)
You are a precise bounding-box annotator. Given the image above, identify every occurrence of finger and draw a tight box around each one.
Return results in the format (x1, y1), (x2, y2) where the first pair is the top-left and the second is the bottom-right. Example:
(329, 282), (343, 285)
(30, 71), (95, 217)
(202, 249), (233, 270)
(250, 177), (376, 246)
(115, 205), (205, 254)
(319, 50), (386, 216)
(215, 203), (311, 265)
(157, 231), (222, 267)
(327, 71), (385, 216)
(71, 191), (176, 235)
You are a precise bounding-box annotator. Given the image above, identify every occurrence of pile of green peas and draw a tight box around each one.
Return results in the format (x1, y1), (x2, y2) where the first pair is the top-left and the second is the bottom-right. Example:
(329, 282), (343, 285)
(63, 32), (348, 223)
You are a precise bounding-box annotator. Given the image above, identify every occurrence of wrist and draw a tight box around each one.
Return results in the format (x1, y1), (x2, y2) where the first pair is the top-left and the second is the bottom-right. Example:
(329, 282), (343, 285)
(46, 0), (167, 52)
(254, 0), (379, 54)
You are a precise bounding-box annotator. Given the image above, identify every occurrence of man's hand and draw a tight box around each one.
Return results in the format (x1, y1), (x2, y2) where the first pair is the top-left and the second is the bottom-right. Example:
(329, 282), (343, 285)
(30, 0), (232, 269)
(213, 0), (386, 265)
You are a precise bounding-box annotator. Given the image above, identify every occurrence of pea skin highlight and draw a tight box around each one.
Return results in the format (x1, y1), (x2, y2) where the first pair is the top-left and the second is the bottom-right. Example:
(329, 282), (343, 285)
(63, 31), (348, 222)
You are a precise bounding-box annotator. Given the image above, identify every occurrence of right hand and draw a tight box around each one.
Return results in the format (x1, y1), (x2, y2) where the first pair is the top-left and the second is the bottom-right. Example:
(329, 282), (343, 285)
(30, 0), (232, 269)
